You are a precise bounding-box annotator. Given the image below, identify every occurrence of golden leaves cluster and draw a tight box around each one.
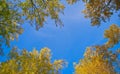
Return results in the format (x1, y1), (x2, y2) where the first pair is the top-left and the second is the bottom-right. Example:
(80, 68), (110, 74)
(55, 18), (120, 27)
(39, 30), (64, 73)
(0, 47), (65, 74)
(83, 0), (120, 26)
(74, 24), (120, 74)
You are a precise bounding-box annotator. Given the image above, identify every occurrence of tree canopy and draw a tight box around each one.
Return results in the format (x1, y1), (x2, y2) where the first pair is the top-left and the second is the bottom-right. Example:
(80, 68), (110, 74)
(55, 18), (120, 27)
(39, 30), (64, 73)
(82, 0), (120, 26)
(1, 0), (120, 51)
(74, 24), (120, 74)
(0, 0), (120, 74)
(0, 0), (65, 52)
(0, 0), (23, 52)
(0, 47), (66, 74)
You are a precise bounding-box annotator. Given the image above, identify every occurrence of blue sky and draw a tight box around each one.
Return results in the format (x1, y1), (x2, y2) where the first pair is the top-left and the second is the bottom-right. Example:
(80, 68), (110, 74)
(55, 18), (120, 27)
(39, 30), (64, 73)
(0, 1), (120, 74)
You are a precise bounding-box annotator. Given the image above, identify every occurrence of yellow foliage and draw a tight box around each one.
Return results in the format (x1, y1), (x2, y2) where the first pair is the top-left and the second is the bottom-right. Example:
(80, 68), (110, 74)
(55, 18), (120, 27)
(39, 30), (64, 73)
(0, 47), (65, 74)
(75, 48), (115, 74)
(82, 0), (120, 26)
(74, 24), (120, 74)
(104, 24), (120, 48)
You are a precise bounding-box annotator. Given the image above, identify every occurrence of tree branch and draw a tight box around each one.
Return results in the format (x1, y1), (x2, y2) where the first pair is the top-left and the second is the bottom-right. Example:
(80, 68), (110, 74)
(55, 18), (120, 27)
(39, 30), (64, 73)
(102, 0), (112, 9)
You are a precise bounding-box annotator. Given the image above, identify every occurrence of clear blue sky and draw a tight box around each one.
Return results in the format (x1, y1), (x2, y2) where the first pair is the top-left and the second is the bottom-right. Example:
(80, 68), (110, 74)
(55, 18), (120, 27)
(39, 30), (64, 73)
(0, 1), (120, 74)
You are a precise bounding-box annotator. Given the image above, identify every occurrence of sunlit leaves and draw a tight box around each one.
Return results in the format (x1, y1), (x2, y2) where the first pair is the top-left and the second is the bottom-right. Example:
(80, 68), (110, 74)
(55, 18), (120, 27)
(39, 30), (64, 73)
(75, 53), (115, 74)
(0, 47), (65, 74)
(82, 0), (120, 26)
(74, 45), (118, 74)
(104, 24), (120, 48)
(0, 0), (65, 54)
(18, 0), (65, 30)
(66, 0), (79, 4)
(74, 24), (120, 74)
(0, 0), (23, 52)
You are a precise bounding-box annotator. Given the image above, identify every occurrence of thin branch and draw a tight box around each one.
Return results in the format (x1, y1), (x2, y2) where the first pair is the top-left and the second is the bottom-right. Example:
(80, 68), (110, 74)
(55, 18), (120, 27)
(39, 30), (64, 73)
(102, 0), (112, 9)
